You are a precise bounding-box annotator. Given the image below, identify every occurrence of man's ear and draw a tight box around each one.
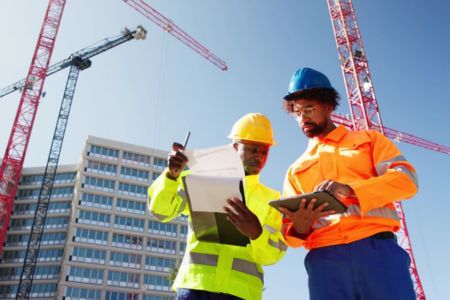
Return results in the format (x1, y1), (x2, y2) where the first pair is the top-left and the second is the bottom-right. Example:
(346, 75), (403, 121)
(232, 142), (239, 151)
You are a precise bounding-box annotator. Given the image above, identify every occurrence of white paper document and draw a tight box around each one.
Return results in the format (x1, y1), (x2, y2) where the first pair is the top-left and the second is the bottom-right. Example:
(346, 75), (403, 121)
(184, 174), (242, 213)
(182, 145), (245, 213)
(184, 144), (245, 178)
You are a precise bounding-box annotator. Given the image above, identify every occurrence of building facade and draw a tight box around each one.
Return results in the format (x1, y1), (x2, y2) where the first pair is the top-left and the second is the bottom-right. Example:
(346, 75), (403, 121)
(0, 136), (187, 300)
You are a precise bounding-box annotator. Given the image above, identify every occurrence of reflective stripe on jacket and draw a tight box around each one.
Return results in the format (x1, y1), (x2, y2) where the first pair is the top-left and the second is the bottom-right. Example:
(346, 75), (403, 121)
(282, 125), (418, 249)
(148, 171), (286, 300)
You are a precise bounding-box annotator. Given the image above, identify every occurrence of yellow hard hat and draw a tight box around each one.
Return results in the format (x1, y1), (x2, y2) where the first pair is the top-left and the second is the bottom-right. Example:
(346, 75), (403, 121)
(228, 113), (275, 146)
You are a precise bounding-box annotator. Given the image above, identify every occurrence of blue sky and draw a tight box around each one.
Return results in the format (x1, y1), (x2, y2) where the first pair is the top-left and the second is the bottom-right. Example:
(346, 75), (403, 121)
(1, 1), (449, 299)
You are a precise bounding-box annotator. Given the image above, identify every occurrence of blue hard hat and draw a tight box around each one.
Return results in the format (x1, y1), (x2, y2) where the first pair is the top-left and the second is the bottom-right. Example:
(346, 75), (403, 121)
(284, 67), (334, 101)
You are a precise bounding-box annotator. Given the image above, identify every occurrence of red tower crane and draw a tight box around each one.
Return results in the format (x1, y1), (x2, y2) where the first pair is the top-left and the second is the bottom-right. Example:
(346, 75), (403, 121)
(0, 0), (67, 256)
(326, 0), (426, 299)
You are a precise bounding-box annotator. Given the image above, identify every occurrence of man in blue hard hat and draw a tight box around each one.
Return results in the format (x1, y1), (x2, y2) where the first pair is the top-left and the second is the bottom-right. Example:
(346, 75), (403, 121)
(278, 67), (418, 300)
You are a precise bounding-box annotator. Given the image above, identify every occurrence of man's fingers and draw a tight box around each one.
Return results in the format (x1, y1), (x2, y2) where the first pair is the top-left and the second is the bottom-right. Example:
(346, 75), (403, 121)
(172, 142), (185, 152)
(278, 207), (293, 219)
(306, 198), (317, 211)
(226, 198), (247, 215)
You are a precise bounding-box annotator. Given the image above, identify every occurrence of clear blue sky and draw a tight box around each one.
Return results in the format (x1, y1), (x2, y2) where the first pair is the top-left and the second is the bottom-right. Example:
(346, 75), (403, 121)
(1, 1), (449, 299)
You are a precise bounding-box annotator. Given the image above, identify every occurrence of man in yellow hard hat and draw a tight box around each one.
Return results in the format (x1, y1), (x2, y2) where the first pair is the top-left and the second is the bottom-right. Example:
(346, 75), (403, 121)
(148, 113), (286, 300)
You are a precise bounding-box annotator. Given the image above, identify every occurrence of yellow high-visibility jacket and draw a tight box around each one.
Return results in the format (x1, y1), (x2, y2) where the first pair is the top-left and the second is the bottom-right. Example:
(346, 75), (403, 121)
(148, 170), (286, 300)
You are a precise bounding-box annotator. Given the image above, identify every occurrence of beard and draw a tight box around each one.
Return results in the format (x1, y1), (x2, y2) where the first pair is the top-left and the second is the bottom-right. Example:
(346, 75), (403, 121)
(301, 122), (326, 138)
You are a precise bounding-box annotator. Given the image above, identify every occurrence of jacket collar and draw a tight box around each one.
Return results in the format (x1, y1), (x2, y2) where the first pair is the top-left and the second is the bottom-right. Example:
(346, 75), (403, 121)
(245, 174), (260, 186)
(306, 125), (348, 153)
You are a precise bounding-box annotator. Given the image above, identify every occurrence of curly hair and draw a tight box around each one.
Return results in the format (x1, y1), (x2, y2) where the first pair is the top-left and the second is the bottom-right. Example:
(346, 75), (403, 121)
(283, 88), (340, 113)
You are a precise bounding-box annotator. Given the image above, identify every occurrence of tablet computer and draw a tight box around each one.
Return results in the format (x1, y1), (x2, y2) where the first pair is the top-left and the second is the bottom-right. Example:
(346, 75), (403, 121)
(269, 190), (347, 214)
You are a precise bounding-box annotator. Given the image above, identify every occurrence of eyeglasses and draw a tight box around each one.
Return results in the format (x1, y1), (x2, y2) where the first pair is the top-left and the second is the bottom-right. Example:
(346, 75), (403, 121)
(289, 104), (316, 120)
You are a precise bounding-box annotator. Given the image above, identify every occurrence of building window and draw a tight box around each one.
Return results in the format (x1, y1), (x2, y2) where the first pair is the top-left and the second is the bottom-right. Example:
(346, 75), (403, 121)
(80, 193), (113, 209)
(65, 287), (101, 300)
(148, 221), (177, 237)
(116, 198), (146, 215)
(144, 274), (170, 291)
(120, 166), (149, 182)
(112, 233), (143, 250)
(33, 265), (61, 279)
(49, 201), (72, 213)
(68, 266), (104, 285)
(44, 216), (69, 229)
(180, 225), (188, 238)
(143, 295), (173, 300)
(105, 291), (139, 300)
(83, 176), (115, 192)
(5, 234), (31, 246)
(153, 157), (168, 169)
(0, 284), (18, 298)
(118, 182), (147, 198)
(107, 271), (140, 288)
(16, 188), (40, 200)
(114, 215), (144, 232)
(74, 228), (108, 245)
(30, 283), (57, 298)
(1, 250), (26, 263)
(145, 256), (176, 272)
(0, 267), (21, 280)
(86, 160), (117, 176)
(109, 251), (142, 269)
(179, 241), (186, 256)
(51, 186), (74, 198)
(71, 246), (106, 265)
(54, 172), (77, 184)
(41, 232), (67, 245)
(77, 209), (111, 227)
(38, 248), (64, 262)
(88, 145), (119, 159)
(146, 238), (176, 255)
(122, 151), (151, 166)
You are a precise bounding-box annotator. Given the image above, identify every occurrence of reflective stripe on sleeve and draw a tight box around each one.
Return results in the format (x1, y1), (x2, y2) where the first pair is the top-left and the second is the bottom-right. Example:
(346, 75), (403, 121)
(375, 155), (407, 176)
(263, 224), (277, 233)
(232, 258), (264, 283)
(268, 238), (287, 251)
(393, 165), (418, 188)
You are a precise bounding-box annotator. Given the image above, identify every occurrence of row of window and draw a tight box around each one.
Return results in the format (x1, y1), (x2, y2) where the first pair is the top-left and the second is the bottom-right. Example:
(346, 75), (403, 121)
(21, 172), (76, 185)
(16, 186), (74, 200)
(76, 210), (187, 236)
(13, 201), (71, 215)
(65, 287), (101, 300)
(0, 284), (57, 298)
(109, 233), (186, 255)
(9, 216), (69, 230)
(88, 145), (167, 170)
(1, 248), (63, 263)
(6, 232), (66, 246)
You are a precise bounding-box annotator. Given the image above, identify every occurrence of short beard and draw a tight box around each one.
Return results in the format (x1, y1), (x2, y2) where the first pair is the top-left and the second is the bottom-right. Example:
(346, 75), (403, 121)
(302, 123), (326, 138)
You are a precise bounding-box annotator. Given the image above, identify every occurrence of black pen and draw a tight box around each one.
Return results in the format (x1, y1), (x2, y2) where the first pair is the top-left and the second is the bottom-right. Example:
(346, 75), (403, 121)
(183, 131), (190, 149)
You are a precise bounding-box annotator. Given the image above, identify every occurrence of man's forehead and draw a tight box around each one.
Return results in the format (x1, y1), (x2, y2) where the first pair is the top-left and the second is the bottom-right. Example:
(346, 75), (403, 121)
(237, 141), (270, 149)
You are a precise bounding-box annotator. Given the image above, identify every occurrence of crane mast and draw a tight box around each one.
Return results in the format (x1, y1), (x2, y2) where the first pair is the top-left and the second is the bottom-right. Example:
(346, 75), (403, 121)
(14, 26), (146, 299)
(0, 0), (66, 257)
(327, 0), (426, 299)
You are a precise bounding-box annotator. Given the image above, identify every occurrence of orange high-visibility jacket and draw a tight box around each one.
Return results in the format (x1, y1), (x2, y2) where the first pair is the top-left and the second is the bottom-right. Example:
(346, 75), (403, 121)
(282, 125), (418, 249)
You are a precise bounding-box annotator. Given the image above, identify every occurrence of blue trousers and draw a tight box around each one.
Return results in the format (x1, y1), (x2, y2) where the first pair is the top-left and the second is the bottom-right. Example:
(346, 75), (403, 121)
(305, 234), (416, 300)
(176, 288), (243, 300)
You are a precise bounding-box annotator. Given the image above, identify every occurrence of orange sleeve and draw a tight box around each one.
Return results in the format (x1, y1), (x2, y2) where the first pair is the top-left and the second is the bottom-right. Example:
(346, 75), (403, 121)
(347, 131), (418, 215)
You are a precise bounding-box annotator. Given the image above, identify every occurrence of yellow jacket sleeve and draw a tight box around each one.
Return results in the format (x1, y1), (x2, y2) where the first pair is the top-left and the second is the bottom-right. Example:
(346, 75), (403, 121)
(247, 189), (287, 265)
(148, 169), (189, 222)
(348, 130), (418, 215)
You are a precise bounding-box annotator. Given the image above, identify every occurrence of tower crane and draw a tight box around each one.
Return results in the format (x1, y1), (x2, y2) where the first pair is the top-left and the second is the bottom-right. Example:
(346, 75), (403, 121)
(0, 0), (66, 258)
(0, 0), (227, 262)
(326, 0), (427, 298)
(14, 26), (147, 299)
